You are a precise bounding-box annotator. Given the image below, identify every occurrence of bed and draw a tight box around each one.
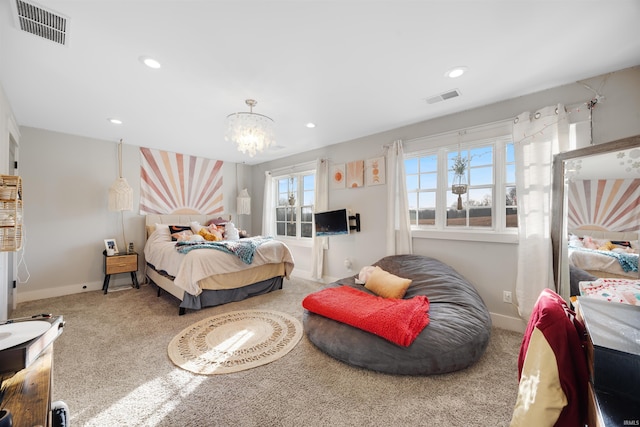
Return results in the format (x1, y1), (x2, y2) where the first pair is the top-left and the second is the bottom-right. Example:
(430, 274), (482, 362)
(144, 214), (295, 315)
(568, 229), (639, 280)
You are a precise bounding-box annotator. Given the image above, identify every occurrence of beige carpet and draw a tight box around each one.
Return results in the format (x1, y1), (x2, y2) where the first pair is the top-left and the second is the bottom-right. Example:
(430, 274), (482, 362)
(11, 277), (522, 427)
(167, 309), (303, 375)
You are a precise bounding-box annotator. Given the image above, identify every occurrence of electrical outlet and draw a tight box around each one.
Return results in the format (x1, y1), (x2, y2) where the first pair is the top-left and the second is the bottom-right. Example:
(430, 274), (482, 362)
(503, 291), (512, 304)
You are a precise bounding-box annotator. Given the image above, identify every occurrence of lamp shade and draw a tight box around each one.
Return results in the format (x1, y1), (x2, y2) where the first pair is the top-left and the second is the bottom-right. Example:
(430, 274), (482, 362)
(237, 188), (251, 215)
(225, 99), (275, 157)
(108, 177), (133, 211)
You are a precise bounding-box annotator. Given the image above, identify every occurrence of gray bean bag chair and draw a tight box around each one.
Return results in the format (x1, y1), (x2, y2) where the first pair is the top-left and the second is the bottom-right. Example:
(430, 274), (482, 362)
(303, 254), (492, 375)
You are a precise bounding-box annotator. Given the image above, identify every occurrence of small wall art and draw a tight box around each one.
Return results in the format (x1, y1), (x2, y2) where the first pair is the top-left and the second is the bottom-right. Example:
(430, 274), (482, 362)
(346, 160), (365, 188)
(331, 163), (346, 189)
(366, 156), (386, 186)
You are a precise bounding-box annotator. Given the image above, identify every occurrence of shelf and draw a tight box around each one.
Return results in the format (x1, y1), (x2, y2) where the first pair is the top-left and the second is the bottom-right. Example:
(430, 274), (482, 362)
(0, 175), (22, 252)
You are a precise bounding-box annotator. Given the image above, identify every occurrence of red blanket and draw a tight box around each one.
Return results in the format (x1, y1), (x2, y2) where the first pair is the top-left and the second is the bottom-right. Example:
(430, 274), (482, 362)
(302, 286), (430, 347)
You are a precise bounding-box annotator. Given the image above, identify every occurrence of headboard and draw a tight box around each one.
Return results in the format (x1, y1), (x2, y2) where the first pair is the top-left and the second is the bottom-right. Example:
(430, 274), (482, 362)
(569, 228), (639, 242)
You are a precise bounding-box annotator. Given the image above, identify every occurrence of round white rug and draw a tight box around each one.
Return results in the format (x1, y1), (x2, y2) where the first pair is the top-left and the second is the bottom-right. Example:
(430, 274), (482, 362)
(167, 309), (303, 375)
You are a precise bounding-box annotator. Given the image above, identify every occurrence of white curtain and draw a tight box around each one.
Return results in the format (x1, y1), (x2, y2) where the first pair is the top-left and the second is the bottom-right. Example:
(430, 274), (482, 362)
(386, 140), (413, 255)
(312, 158), (329, 279)
(513, 104), (569, 320)
(261, 171), (276, 236)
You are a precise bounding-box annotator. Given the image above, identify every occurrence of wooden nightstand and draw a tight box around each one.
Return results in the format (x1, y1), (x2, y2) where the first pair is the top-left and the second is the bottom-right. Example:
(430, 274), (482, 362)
(102, 250), (139, 294)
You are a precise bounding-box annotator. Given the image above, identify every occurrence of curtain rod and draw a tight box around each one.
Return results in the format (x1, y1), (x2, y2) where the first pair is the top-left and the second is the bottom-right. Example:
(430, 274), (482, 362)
(394, 96), (596, 149)
(398, 117), (513, 147)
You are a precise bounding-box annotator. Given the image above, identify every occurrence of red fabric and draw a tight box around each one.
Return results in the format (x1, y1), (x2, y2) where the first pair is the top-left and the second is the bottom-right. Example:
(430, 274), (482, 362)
(302, 286), (430, 347)
(517, 288), (589, 427)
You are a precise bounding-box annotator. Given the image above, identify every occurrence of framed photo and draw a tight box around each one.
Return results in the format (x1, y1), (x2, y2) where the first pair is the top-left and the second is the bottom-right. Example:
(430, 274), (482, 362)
(346, 160), (364, 188)
(104, 238), (118, 253)
(331, 163), (346, 189)
(366, 156), (386, 186)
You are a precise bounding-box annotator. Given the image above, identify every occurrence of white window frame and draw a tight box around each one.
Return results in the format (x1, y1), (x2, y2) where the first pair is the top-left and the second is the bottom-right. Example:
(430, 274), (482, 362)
(271, 167), (316, 244)
(404, 123), (518, 244)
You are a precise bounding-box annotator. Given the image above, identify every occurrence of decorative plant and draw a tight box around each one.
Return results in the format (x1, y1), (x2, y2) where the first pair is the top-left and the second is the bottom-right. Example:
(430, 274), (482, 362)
(451, 155), (468, 176)
(451, 155), (468, 210)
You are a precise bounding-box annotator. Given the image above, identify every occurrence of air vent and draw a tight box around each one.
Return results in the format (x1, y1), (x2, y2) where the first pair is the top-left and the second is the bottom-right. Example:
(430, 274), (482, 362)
(425, 89), (461, 105)
(14, 0), (68, 45)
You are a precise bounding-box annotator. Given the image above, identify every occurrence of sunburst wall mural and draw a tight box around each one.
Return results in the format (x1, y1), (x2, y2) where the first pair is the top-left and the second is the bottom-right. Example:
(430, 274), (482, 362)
(567, 178), (640, 232)
(139, 147), (224, 215)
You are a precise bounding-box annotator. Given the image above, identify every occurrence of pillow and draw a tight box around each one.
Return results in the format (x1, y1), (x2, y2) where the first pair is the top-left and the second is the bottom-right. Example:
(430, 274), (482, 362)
(364, 266), (412, 299)
(154, 223), (169, 233)
(189, 234), (205, 242)
(198, 227), (222, 241)
(355, 265), (376, 285)
(206, 217), (227, 226)
(190, 221), (204, 234)
(169, 225), (193, 241)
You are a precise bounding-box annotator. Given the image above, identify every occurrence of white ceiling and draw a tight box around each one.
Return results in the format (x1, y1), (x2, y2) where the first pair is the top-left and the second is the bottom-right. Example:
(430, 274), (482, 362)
(1, 0), (639, 165)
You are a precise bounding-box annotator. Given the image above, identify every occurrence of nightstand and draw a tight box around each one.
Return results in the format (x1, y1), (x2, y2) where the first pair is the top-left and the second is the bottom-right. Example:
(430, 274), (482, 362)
(102, 250), (139, 294)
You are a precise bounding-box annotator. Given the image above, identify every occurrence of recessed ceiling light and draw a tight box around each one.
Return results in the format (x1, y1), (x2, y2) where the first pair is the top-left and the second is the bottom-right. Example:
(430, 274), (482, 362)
(306, 122), (316, 128)
(108, 118), (123, 125)
(139, 56), (161, 69)
(445, 66), (468, 78)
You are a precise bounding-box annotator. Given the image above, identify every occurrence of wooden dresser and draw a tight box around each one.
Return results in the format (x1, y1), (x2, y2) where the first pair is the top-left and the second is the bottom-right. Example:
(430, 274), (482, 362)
(0, 346), (53, 427)
(578, 297), (640, 426)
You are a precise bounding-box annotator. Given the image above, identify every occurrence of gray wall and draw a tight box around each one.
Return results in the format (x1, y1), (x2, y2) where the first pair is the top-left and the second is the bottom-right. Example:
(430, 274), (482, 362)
(8, 66), (640, 331)
(18, 129), (240, 300)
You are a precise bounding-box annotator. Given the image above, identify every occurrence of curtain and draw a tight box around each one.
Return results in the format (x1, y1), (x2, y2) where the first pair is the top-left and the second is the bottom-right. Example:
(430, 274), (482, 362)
(513, 104), (569, 320)
(261, 171), (275, 236)
(312, 158), (329, 279)
(386, 140), (413, 255)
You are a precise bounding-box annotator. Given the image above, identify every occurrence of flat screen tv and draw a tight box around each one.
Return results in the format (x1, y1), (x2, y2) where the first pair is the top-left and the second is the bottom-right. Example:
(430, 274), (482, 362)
(314, 209), (350, 236)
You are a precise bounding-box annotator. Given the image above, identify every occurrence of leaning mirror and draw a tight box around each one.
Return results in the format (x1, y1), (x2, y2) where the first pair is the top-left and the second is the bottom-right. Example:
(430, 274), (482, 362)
(552, 135), (640, 302)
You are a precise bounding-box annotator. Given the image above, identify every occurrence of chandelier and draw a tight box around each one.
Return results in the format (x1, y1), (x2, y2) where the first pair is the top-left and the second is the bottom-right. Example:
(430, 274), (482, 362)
(225, 99), (275, 157)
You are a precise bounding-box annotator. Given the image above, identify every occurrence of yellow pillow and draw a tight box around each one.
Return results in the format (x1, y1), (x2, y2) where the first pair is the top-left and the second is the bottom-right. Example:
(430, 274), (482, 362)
(364, 266), (412, 299)
(198, 228), (220, 241)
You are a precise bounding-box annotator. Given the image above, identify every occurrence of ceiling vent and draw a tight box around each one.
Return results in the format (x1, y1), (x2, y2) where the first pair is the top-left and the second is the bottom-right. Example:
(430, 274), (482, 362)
(13, 0), (68, 46)
(425, 89), (461, 105)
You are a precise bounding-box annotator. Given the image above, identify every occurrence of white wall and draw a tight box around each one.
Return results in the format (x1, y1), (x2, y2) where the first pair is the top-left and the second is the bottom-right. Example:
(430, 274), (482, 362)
(252, 66), (640, 331)
(18, 129), (243, 301)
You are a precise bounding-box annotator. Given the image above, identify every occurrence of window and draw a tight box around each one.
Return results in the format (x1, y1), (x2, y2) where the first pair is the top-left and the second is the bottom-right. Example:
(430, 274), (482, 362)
(406, 154), (437, 226)
(446, 145), (494, 227)
(274, 172), (315, 239)
(406, 135), (515, 233)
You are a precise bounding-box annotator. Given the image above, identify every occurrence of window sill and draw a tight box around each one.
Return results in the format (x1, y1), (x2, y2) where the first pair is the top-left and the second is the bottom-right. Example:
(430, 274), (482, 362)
(412, 229), (519, 244)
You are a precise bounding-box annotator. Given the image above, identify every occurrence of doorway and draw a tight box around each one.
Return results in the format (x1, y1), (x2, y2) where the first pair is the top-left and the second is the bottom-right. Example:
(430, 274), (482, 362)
(5, 134), (18, 317)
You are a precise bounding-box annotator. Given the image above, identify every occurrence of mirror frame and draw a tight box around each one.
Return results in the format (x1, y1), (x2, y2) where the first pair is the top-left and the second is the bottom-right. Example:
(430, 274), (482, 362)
(551, 134), (640, 300)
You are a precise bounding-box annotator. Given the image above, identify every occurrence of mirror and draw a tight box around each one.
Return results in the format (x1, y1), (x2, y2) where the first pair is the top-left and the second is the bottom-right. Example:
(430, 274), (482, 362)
(552, 135), (640, 302)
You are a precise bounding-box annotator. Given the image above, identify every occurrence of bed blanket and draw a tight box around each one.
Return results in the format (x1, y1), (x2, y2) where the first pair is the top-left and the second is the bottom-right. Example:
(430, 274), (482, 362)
(176, 236), (274, 264)
(302, 286), (430, 347)
(569, 245), (638, 273)
(145, 231), (295, 296)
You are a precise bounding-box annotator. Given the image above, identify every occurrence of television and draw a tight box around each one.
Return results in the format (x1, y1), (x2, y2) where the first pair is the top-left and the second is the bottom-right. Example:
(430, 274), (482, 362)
(314, 209), (350, 236)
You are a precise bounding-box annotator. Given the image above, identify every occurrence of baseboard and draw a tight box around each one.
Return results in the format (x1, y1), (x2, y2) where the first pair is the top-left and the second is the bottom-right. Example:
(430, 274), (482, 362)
(16, 275), (139, 303)
(290, 269), (334, 284)
(490, 312), (526, 333)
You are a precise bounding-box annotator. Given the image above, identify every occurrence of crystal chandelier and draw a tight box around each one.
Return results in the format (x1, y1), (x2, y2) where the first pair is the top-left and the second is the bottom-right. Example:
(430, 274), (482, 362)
(225, 99), (275, 157)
